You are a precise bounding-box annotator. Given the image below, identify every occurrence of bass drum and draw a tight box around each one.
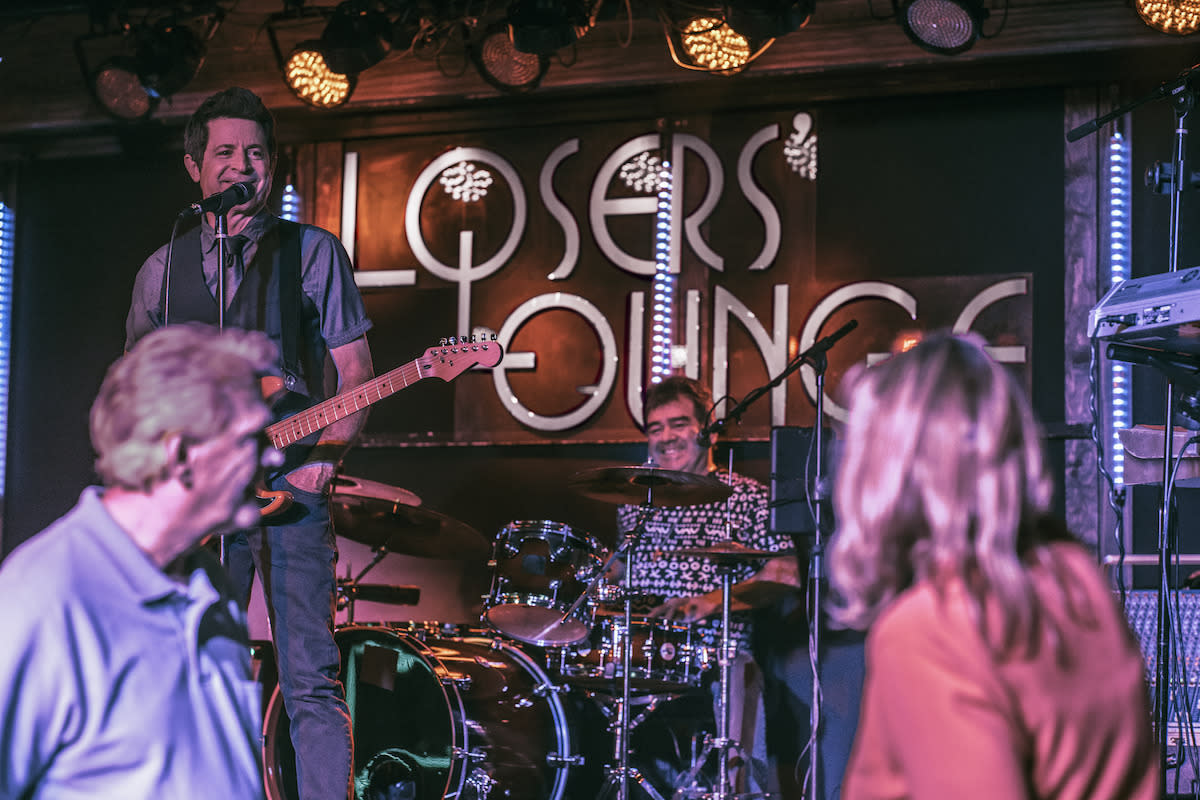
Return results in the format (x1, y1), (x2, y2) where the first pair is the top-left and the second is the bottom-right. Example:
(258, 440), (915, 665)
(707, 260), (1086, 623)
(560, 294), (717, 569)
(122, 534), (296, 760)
(263, 625), (606, 800)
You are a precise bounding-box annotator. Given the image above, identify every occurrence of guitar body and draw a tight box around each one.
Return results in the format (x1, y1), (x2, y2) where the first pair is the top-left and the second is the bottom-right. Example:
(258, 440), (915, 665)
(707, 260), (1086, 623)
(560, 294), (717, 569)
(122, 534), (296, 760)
(254, 337), (503, 519)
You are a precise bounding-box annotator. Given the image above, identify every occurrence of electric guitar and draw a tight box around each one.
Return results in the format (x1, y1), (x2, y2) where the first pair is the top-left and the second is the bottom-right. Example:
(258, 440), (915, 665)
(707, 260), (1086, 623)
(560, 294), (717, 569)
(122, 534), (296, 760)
(256, 336), (503, 517)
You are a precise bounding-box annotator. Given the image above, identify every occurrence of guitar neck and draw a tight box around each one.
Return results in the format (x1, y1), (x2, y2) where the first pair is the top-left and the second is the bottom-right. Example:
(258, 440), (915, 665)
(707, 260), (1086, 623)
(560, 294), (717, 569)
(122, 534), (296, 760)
(265, 357), (421, 450)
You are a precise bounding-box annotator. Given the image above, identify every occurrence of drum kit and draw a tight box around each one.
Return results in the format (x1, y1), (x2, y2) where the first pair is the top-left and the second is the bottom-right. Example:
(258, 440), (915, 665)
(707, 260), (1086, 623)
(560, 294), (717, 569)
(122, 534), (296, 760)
(262, 466), (788, 800)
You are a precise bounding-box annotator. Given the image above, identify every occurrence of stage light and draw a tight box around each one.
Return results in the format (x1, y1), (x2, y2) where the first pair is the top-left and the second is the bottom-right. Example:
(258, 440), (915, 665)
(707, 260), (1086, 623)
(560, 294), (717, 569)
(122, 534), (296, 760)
(470, 21), (549, 92)
(318, 1), (392, 75)
(92, 56), (157, 121)
(1135, 0), (1200, 34)
(507, 0), (599, 55)
(662, 7), (779, 75)
(679, 16), (753, 73)
(284, 41), (355, 108)
(725, 0), (815, 42)
(136, 19), (206, 99)
(80, 17), (206, 121)
(893, 0), (988, 55)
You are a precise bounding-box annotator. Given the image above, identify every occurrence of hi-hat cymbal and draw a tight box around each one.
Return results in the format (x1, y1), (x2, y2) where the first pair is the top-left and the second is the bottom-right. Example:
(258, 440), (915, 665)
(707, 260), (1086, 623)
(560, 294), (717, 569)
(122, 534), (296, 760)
(668, 541), (793, 564)
(567, 465), (733, 507)
(330, 481), (487, 560)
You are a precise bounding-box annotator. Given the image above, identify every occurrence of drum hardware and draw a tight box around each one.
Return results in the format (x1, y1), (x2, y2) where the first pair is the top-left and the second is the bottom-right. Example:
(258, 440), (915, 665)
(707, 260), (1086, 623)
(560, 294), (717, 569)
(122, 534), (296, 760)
(547, 753), (588, 767)
(671, 555), (772, 800)
(439, 673), (473, 691)
(336, 581), (420, 611)
(451, 747), (488, 762)
(533, 682), (570, 696)
(567, 472), (670, 800)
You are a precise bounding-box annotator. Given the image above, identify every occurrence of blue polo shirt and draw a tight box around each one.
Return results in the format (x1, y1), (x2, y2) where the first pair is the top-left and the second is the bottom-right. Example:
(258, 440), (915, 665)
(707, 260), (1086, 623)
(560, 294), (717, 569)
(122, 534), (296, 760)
(0, 487), (264, 799)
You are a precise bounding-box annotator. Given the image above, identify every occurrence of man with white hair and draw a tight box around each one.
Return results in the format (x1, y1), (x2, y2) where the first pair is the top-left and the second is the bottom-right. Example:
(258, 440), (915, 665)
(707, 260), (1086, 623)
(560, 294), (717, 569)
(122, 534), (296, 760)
(0, 323), (279, 799)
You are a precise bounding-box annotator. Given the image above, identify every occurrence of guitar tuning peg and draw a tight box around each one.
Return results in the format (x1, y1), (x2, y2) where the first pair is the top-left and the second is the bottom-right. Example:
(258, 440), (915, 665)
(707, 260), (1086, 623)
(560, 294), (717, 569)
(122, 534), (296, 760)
(448, 336), (458, 346)
(439, 337), (448, 347)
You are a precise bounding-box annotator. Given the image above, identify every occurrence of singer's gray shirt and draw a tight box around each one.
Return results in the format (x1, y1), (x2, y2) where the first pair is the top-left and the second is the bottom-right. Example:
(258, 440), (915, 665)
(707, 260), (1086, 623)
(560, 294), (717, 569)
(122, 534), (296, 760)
(125, 209), (371, 354)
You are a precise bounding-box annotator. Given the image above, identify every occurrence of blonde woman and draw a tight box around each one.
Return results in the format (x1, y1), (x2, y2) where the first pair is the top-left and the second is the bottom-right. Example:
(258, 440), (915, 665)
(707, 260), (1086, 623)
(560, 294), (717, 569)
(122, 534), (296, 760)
(829, 333), (1157, 800)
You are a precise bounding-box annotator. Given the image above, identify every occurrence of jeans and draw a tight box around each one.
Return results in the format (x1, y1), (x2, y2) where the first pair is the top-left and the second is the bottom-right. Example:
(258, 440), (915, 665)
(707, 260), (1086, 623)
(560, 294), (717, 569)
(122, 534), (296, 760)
(227, 486), (353, 800)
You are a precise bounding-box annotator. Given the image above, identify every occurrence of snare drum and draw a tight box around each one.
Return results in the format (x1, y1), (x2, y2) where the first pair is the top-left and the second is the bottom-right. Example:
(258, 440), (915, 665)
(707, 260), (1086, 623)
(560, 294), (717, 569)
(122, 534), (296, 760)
(550, 614), (712, 693)
(485, 521), (602, 646)
(263, 625), (605, 800)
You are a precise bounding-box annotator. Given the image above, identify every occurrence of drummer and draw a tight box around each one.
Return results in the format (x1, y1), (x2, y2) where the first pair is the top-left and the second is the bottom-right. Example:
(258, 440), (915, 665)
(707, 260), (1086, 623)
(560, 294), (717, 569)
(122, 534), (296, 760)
(612, 375), (796, 794)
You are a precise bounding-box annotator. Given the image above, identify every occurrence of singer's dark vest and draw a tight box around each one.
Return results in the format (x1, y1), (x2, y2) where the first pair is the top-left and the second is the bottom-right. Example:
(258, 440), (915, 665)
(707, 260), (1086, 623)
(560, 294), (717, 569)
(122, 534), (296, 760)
(165, 220), (322, 404)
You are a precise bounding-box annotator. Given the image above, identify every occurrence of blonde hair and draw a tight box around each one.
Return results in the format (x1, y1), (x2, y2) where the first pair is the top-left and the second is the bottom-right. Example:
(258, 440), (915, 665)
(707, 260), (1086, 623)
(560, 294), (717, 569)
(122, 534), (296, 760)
(90, 323), (277, 491)
(828, 332), (1061, 657)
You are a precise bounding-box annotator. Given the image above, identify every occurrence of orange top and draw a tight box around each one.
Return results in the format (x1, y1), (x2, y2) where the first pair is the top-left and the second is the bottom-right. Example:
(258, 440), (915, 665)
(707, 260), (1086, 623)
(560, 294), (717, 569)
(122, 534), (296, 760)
(843, 542), (1158, 800)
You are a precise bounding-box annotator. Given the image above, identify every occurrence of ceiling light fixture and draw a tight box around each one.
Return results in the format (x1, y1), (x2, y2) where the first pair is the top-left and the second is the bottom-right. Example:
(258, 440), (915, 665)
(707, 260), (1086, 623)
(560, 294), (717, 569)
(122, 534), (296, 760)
(470, 20), (549, 92)
(75, 17), (208, 122)
(284, 42), (356, 108)
(724, 0), (815, 41)
(664, 14), (775, 75)
(893, 0), (989, 55)
(507, 0), (601, 56)
(318, 1), (392, 74)
(1135, 0), (1200, 34)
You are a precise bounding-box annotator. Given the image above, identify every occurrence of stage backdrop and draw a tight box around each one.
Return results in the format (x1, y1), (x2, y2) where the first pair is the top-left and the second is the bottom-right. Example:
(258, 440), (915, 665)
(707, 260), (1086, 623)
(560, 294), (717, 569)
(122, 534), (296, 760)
(334, 107), (1033, 448)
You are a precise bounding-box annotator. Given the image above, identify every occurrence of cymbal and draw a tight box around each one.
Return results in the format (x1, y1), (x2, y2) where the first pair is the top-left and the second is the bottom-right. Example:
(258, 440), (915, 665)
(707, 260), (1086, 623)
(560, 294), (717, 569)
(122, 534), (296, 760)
(330, 486), (488, 560)
(667, 541), (793, 564)
(567, 465), (733, 507)
(330, 475), (421, 507)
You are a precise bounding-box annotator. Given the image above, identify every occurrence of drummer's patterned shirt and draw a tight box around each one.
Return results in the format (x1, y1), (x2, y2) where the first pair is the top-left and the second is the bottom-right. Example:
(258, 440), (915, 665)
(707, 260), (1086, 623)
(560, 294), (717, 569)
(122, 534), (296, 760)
(616, 469), (792, 652)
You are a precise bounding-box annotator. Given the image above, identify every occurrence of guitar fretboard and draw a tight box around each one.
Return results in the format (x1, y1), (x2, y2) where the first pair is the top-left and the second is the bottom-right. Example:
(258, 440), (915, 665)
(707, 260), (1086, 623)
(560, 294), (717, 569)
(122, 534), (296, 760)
(265, 357), (424, 449)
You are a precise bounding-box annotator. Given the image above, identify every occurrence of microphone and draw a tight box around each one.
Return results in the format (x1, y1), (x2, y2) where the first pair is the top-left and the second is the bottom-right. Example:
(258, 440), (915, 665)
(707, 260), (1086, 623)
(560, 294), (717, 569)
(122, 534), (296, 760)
(807, 319), (859, 359)
(179, 182), (254, 218)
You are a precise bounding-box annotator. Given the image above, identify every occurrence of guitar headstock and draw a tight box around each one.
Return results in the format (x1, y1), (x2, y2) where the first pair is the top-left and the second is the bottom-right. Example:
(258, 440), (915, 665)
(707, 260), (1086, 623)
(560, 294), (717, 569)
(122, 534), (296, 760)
(421, 334), (504, 380)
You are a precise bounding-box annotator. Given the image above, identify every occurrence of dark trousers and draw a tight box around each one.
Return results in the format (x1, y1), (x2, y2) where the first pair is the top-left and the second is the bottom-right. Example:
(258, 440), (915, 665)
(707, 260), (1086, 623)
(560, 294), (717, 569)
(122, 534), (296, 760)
(227, 487), (353, 800)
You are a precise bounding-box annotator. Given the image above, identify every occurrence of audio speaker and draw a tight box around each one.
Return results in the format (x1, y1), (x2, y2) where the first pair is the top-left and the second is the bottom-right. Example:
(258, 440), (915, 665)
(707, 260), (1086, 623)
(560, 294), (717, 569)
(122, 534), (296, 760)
(769, 426), (837, 538)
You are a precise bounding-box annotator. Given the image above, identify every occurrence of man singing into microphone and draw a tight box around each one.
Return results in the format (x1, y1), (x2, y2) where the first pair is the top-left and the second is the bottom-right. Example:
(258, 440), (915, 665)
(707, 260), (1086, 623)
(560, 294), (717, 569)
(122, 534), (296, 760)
(613, 376), (795, 795)
(125, 87), (373, 800)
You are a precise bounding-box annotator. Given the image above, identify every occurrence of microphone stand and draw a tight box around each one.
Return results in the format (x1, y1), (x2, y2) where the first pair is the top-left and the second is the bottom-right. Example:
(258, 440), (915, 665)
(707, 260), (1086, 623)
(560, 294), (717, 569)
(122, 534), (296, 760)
(1071, 65), (1198, 796)
(214, 210), (230, 566)
(698, 319), (857, 800)
(214, 211), (230, 331)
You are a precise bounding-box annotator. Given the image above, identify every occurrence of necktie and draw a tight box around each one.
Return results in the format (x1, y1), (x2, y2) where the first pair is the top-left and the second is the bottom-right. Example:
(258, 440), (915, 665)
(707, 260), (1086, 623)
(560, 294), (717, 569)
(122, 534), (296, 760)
(224, 234), (248, 308)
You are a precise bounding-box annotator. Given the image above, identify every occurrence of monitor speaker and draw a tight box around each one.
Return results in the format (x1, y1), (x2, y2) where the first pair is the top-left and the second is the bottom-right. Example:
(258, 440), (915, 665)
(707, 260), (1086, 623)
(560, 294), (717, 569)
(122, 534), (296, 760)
(769, 426), (837, 538)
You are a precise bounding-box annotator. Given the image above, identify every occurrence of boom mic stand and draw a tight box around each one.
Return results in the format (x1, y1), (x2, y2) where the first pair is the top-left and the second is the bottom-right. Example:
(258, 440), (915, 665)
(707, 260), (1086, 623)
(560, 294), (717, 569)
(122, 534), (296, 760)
(699, 320), (857, 800)
(1070, 63), (1200, 795)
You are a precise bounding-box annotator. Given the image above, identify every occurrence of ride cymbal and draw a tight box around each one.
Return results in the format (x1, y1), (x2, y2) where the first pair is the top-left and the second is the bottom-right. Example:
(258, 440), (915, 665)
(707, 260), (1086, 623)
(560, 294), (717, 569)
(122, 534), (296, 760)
(567, 465), (733, 507)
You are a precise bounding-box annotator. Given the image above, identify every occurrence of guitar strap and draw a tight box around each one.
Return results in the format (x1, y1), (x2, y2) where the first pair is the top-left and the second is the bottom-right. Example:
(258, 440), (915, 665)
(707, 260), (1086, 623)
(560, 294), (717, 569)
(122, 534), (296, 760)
(276, 219), (303, 387)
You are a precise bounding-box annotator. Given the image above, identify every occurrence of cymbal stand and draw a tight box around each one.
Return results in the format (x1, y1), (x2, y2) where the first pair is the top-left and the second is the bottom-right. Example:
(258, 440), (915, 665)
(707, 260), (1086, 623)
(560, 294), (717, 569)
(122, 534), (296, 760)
(671, 561), (742, 800)
(597, 497), (667, 800)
